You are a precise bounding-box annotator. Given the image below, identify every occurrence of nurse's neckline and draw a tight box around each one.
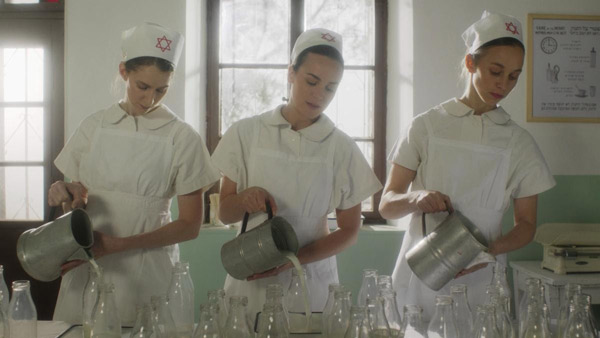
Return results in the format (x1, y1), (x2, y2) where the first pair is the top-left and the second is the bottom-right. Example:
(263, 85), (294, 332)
(458, 96), (497, 116)
(118, 101), (159, 117)
(280, 104), (321, 131)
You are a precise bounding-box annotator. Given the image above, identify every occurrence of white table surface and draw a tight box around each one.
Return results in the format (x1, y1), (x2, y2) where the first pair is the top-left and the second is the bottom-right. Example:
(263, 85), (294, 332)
(38, 321), (323, 337)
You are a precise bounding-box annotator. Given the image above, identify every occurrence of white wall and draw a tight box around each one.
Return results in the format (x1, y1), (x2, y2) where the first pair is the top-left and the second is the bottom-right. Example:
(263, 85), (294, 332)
(66, 0), (600, 175)
(64, 0), (194, 137)
(387, 0), (600, 176)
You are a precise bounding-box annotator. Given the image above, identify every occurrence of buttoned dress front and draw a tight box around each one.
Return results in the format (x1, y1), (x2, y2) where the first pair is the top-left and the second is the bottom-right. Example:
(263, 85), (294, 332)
(390, 98), (555, 320)
(52, 103), (220, 325)
(212, 105), (382, 317)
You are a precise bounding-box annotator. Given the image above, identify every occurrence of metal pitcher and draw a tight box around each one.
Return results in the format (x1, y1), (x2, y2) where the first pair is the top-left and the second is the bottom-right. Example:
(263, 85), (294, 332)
(221, 201), (299, 280)
(406, 210), (488, 291)
(17, 208), (93, 281)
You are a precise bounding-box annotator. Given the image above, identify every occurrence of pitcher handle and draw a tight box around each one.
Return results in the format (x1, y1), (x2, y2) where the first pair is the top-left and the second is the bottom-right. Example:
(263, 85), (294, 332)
(240, 199), (274, 234)
(421, 202), (454, 237)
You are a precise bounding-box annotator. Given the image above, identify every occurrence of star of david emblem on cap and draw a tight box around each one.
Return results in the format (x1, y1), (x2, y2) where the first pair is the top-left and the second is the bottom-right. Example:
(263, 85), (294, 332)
(321, 33), (335, 42)
(156, 35), (172, 52)
(505, 22), (519, 35)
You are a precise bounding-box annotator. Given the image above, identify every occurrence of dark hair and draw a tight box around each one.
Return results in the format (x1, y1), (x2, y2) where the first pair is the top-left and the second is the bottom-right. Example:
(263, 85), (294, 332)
(293, 45), (344, 71)
(124, 56), (175, 73)
(472, 37), (525, 63)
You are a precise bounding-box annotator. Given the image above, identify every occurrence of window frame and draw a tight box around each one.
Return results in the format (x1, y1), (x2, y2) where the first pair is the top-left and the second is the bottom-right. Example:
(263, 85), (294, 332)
(0, 5), (64, 224)
(206, 0), (387, 223)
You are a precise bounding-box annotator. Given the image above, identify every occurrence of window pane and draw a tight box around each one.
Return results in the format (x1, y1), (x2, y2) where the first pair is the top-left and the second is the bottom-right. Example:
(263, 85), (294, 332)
(1, 107), (44, 162)
(27, 48), (44, 102)
(305, 0), (375, 66)
(3, 49), (26, 102)
(2, 48), (43, 102)
(324, 69), (374, 138)
(220, 68), (287, 135)
(356, 141), (374, 212)
(0, 166), (44, 221)
(220, 0), (290, 64)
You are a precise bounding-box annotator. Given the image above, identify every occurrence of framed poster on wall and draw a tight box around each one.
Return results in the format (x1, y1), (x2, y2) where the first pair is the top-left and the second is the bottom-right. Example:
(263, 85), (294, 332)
(527, 14), (600, 123)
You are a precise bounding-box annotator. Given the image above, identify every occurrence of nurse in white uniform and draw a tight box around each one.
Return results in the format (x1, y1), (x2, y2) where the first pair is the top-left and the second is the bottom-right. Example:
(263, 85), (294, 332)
(379, 11), (556, 320)
(48, 22), (220, 324)
(211, 28), (382, 316)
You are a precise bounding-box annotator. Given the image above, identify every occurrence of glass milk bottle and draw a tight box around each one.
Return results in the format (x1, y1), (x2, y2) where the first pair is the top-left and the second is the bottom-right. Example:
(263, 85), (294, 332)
(286, 267), (309, 313)
(90, 282), (121, 338)
(83, 265), (103, 338)
(427, 295), (459, 338)
(379, 289), (401, 336)
(557, 283), (582, 336)
(472, 304), (501, 338)
(562, 293), (597, 338)
(490, 294), (515, 338)
(0, 266), (8, 316)
(257, 303), (289, 338)
(265, 284), (289, 327)
(130, 303), (160, 338)
(366, 296), (390, 338)
(323, 283), (343, 337)
(376, 275), (392, 291)
(357, 269), (378, 307)
(151, 295), (176, 338)
(521, 301), (551, 338)
(328, 289), (352, 338)
(343, 305), (369, 338)
(401, 304), (426, 338)
(167, 262), (195, 337)
(207, 289), (229, 332)
(194, 303), (222, 338)
(8, 280), (37, 338)
(224, 295), (252, 338)
(490, 262), (512, 316)
(451, 284), (473, 337)
(0, 292), (7, 338)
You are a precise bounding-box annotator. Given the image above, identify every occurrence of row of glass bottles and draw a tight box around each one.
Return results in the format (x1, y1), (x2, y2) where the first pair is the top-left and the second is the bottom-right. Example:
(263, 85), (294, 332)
(553, 282), (598, 338)
(1, 278), (37, 338)
(82, 261), (195, 337)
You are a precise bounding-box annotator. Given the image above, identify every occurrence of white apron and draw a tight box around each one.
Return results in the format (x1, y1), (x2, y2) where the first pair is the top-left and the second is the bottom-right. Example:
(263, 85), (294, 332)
(224, 123), (338, 318)
(391, 112), (516, 321)
(53, 116), (180, 325)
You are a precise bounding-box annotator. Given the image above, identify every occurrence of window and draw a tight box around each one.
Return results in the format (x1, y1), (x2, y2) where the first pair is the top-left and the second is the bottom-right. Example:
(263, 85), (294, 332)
(0, 3), (64, 222)
(207, 0), (387, 222)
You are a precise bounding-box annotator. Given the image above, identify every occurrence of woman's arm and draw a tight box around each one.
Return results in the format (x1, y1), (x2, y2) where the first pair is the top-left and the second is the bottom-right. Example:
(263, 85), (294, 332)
(90, 189), (205, 259)
(379, 163), (452, 219)
(455, 195), (537, 277)
(247, 204), (363, 280)
(218, 175), (278, 224)
(488, 194), (538, 257)
(61, 188), (205, 274)
(297, 203), (362, 263)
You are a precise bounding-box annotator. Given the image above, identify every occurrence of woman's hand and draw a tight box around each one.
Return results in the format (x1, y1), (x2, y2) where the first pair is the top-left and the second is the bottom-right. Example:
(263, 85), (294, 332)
(89, 231), (125, 260)
(239, 187), (278, 215)
(414, 190), (454, 214)
(246, 261), (293, 281)
(48, 181), (88, 211)
(60, 230), (124, 275)
(455, 262), (488, 278)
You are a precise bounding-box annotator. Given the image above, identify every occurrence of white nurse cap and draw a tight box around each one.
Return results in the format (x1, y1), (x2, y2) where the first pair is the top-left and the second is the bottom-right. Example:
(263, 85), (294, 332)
(121, 22), (184, 67)
(291, 28), (343, 65)
(462, 11), (523, 54)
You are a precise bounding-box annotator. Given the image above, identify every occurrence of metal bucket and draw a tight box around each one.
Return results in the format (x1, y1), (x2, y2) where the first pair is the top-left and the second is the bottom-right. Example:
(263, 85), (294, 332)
(17, 208), (93, 281)
(221, 202), (299, 280)
(406, 211), (488, 291)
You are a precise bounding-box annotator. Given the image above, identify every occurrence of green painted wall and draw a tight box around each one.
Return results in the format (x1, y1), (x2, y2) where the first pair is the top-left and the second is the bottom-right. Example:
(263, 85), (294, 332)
(175, 175), (600, 315)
